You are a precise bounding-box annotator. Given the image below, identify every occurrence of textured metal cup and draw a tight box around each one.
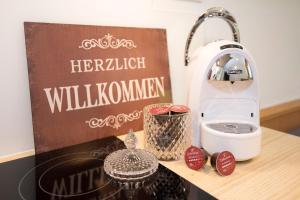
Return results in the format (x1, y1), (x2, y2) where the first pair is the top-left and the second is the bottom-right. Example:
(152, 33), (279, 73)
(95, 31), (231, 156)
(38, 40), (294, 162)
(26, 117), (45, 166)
(143, 104), (192, 160)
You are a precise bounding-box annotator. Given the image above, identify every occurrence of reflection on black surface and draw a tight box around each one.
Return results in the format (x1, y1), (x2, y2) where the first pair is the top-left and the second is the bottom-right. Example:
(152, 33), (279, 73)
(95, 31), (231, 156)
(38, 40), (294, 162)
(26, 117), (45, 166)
(145, 165), (189, 199)
(0, 136), (216, 200)
(36, 154), (120, 200)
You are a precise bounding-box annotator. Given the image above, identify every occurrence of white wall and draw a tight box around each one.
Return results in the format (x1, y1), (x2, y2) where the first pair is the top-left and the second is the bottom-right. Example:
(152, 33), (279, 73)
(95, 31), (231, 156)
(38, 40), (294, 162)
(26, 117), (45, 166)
(1, 0), (300, 157)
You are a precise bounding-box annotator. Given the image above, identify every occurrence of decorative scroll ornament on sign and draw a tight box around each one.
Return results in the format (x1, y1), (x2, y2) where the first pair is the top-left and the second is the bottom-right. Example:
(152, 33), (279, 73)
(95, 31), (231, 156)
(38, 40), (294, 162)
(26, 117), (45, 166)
(79, 34), (137, 50)
(86, 110), (143, 130)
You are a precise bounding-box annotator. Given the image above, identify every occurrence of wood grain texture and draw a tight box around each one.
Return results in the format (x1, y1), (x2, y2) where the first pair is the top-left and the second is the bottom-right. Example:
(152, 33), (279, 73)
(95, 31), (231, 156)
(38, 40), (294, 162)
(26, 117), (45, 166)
(260, 99), (300, 132)
(119, 128), (300, 200)
(2, 128), (300, 199)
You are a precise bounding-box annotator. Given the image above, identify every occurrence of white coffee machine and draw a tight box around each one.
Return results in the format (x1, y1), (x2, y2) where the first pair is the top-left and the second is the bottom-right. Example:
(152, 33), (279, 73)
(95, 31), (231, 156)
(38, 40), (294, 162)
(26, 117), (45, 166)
(185, 7), (261, 161)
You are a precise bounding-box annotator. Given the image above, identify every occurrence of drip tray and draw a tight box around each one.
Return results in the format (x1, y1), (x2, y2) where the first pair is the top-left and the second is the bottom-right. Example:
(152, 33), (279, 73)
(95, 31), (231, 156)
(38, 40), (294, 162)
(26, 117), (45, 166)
(207, 122), (257, 134)
(202, 121), (262, 160)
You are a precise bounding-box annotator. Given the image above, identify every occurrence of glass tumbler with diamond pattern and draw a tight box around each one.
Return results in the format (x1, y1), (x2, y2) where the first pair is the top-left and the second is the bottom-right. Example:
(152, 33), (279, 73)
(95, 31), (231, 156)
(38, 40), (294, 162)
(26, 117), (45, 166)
(144, 104), (192, 160)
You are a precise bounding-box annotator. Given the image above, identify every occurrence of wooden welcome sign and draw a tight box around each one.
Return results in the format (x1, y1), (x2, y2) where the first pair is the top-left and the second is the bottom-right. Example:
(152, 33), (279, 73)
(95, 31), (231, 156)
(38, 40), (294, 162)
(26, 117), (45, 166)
(24, 22), (172, 153)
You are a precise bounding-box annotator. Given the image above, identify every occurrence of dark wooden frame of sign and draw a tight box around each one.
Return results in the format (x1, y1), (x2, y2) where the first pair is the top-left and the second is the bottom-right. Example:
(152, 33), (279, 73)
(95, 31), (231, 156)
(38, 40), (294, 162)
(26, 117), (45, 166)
(24, 22), (172, 154)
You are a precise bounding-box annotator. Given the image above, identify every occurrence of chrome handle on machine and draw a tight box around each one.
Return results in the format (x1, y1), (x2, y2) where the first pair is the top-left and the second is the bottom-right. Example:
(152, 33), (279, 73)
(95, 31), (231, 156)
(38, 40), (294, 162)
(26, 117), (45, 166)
(184, 7), (240, 66)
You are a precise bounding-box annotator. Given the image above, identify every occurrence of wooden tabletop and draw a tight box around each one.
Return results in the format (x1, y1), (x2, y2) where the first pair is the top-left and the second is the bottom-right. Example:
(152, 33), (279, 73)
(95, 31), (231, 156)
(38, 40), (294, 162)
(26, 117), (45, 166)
(1, 127), (299, 199)
(118, 127), (300, 200)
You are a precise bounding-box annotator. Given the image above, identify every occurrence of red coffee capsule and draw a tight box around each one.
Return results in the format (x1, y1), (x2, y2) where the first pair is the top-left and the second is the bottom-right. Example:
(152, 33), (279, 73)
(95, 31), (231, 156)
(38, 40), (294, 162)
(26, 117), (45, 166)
(211, 151), (236, 176)
(170, 105), (189, 113)
(184, 146), (208, 170)
(149, 105), (171, 115)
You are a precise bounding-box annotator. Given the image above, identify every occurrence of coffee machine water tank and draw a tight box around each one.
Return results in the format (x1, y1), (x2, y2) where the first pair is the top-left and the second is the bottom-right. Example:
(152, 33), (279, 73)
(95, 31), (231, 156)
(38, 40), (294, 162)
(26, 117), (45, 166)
(184, 7), (261, 161)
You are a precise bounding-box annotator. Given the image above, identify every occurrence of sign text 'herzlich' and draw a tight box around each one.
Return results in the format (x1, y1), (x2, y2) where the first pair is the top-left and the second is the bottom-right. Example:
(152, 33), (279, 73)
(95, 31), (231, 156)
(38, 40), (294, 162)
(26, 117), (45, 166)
(24, 22), (172, 153)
